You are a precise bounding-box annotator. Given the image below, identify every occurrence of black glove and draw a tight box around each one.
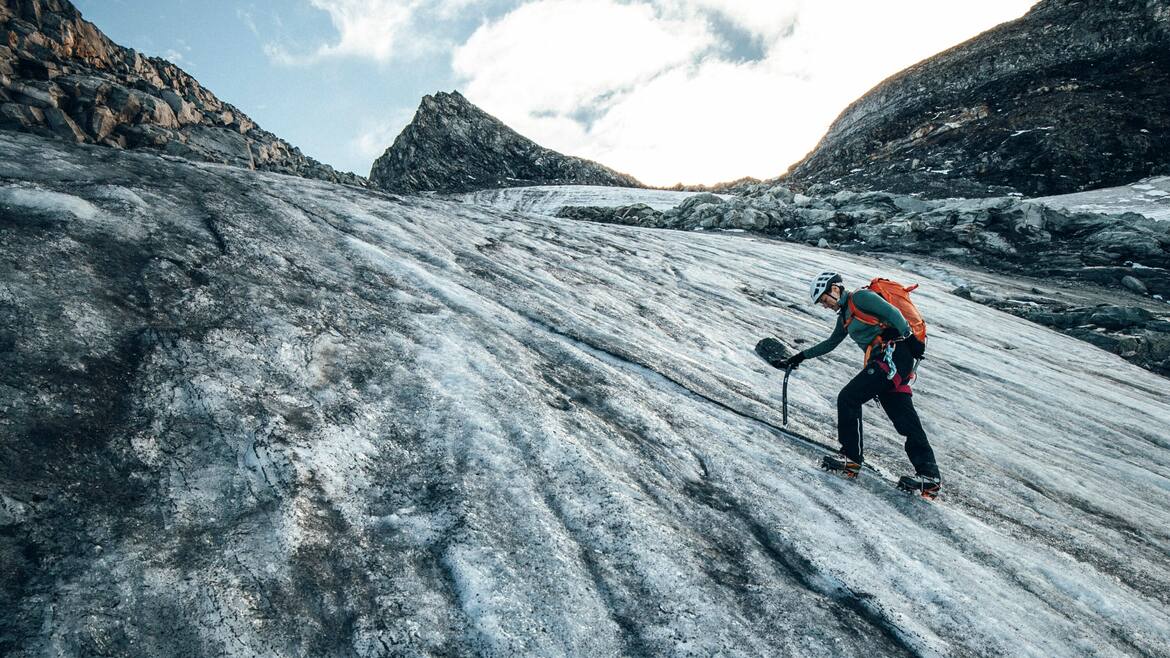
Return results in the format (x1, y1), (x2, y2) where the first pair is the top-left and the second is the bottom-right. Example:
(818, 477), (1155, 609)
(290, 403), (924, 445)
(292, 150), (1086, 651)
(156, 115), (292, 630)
(906, 335), (926, 359)
(779, 352), (806, 370)
(881, 326), (907, 342)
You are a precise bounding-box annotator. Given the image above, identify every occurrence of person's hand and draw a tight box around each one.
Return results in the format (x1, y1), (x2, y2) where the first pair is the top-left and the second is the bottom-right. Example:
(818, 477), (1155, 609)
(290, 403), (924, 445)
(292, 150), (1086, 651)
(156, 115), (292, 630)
(906, 335), (926, 359)
(881, 326), (906, 342)
(778, 352), (806, 370)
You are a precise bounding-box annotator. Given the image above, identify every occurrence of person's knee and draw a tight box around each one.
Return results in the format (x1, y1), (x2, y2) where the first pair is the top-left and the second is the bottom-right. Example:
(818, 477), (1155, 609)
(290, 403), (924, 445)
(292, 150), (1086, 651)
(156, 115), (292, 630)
(903, 429), (929, 448)
(891, 415), (919, 438)
(837, 389), (861, 413)
(884, 397), (920, 435)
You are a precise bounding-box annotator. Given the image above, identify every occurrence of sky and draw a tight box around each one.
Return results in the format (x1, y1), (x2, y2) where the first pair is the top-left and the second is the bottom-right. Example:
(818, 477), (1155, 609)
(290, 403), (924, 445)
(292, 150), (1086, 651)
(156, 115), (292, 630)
(73, 0), (1040, 186)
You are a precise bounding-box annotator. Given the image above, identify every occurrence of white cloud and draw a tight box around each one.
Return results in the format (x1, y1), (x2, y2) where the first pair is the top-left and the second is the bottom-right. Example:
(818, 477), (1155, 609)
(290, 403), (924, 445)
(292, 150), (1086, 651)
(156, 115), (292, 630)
(237, 7), (261, 37)
(655, 0), (800, 42)
(267, 0), (482, 65)
(263, 0), (417, 64)
(452, 0), (1040, 185)
(584, 62), (822, 185)
(434, 0), (486, 20)
(453, 0), (713, 117)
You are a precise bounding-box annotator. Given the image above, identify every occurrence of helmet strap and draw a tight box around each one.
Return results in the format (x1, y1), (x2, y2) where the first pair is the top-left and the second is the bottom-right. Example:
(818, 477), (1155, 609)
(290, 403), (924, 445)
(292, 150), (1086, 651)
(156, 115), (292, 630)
(825, 285), (842, 308)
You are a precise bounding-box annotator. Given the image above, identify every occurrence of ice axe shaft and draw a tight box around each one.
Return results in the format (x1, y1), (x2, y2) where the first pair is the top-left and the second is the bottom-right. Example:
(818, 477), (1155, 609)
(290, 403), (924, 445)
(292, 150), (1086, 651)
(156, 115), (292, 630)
(754, 337), (795, 426)
(783, 366), (792, 426)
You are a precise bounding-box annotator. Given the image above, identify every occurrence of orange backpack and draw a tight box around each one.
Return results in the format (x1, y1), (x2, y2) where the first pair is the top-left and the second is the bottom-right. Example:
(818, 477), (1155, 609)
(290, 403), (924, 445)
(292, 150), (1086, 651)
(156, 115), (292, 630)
(846, 278), (928, 345)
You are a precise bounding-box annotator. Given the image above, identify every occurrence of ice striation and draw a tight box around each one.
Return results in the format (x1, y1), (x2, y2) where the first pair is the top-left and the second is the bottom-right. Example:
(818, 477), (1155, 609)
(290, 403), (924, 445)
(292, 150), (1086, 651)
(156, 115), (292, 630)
(480, 184), (1170, 377)
(1, 130), (1168, 656)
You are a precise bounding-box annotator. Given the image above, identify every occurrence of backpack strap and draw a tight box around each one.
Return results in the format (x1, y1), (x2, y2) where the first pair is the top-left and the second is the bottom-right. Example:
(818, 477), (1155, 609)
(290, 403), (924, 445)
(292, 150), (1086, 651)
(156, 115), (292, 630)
(845, 290), (886, 328)
(848, 290), (892, 365)
(863, 338), (892, 367)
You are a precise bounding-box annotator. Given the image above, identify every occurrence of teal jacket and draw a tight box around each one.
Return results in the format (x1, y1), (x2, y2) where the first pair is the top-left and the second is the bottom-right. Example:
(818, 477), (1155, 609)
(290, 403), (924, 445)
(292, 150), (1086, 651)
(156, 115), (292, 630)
(801, 290), (911, 360)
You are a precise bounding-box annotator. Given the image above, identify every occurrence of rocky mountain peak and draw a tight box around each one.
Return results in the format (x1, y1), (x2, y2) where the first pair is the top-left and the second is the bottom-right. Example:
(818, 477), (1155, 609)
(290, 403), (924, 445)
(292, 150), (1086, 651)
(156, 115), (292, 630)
(369, 90), (643, 194)
(0, 0), (365, 186)
(420, 89), (472, 113)
(783, 0), (1170, 198)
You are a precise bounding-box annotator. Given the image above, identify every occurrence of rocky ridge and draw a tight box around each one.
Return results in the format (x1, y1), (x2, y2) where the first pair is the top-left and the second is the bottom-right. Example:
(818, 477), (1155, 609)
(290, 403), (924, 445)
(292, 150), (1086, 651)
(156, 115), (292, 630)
(370, 91), (642, 194)
(555, 186), (1170, 375)
(662, 175), (764, 194)
(783, 0), (1170, 199)
(0, 0), (364, 186)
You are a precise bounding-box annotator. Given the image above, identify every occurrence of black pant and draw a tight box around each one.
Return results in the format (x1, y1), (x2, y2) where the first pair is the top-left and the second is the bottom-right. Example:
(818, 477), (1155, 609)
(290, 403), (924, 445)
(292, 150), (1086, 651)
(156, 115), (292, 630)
(836, 341), (939, 478)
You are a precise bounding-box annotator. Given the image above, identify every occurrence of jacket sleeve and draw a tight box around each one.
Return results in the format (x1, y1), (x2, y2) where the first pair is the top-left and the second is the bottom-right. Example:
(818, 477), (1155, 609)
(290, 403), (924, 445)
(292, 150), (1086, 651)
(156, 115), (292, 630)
(853, 290), (911, 336)
(801, 312), (849, 359)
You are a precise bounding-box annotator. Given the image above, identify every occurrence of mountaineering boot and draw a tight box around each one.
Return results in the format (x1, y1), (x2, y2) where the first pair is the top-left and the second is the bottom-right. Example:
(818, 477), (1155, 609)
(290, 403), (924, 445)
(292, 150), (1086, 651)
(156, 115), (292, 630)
(821, 453), (861, 478)
(897, 474), (941, 500)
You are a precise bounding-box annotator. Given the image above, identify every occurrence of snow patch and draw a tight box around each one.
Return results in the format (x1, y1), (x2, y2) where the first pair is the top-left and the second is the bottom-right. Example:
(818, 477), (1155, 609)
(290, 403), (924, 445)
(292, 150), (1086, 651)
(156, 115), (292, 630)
(0, 184), (100, 219)
(93, 185), (149, 209)
(1033, 176), (1170, 221)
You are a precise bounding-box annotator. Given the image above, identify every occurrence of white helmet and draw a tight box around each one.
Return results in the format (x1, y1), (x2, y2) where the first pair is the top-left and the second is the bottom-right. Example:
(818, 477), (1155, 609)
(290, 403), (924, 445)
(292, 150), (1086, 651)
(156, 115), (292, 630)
(809, 271), (843, 304)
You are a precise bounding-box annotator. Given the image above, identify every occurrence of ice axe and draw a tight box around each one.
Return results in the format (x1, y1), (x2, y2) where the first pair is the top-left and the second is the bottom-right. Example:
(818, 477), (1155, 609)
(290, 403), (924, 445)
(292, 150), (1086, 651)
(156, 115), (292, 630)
(754, 337), (794, 426)
(782, 365), (793, 426)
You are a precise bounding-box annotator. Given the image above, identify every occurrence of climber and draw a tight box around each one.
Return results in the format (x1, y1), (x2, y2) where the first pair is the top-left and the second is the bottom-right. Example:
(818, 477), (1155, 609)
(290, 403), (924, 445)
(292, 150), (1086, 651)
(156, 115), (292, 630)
(775, 272), (941, 499)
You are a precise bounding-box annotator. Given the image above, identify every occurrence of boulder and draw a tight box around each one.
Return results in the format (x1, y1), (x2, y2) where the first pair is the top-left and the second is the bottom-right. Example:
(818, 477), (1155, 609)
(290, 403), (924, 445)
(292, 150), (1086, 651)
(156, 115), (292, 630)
(6, 78), (58, 107)
(0, 101), (42, 128)
(160, 88), (201, 125)
(85, 105), (115, 140)
(794, 207), (834, 224)
(1122, 275), (1148, 295)
(1016, 203), (1048, 233)
(121, 124), (174, 147)
(975, 231), (1017, 255)
(57, 73), (110, 104)
(1087, 306), (1154, 331)
(182, 125), (254, 167)
(768, 186), (795, 204)
(745, 208), (769, 230)
(42, 106), (84, 141)
(893, 196), (933, 214)
(677, 193), (724, 213)
(830, 190), (859, 206)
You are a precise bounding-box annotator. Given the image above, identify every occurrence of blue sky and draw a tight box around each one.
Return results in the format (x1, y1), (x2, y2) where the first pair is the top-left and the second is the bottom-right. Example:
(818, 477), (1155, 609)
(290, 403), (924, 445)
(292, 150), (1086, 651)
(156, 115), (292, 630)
(73, 1), (1039, 185)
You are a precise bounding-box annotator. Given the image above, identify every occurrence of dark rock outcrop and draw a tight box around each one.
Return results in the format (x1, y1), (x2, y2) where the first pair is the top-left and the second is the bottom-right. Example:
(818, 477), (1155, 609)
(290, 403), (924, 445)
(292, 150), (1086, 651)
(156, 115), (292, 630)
(0, 0), (364, 186)
(557, 202), (663, 227)
(663, 176), (764, 194)
(370, 91), (642, 194)
(784, 0), (1170, 199)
